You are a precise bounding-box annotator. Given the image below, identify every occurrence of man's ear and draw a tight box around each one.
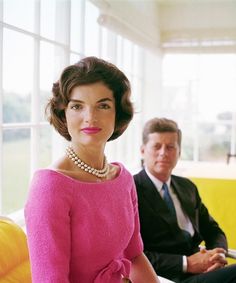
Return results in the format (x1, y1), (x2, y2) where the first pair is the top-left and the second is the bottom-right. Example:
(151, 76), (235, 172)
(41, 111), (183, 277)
(140, 145), (145, 168)
(140, 144), (145, 155)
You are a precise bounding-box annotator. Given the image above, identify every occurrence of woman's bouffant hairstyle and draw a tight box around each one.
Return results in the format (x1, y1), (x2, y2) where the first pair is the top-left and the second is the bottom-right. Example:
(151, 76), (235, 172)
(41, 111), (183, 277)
(142, 117), (182, 147)
(46, 56), (133, 141)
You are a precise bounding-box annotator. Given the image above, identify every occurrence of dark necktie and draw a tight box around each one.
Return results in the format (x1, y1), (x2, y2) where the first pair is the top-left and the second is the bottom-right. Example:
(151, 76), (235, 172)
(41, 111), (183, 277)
(162, 183), (192, 242)
(162, 183), (177, 219)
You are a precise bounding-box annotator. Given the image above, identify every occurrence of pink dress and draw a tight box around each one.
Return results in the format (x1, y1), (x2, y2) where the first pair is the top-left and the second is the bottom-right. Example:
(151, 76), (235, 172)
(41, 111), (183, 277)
(25, 162), (143, 283)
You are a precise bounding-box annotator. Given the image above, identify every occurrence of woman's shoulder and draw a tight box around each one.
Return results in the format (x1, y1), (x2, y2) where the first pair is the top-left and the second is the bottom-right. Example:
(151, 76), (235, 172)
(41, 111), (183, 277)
(31, 161), (132, 186)
(30, 168), (76, 194)
(26, 169), (75, 209)
(110, 162), (133, 182)
(112, 162), (132, 174)
(33, 168), (67, 180)
(33, 156), (76, 182)
(26, 168), (74, 216)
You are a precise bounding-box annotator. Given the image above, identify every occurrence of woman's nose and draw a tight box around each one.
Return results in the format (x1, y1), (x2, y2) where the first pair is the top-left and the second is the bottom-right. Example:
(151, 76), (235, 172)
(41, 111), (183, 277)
(84, 108), (97, 123)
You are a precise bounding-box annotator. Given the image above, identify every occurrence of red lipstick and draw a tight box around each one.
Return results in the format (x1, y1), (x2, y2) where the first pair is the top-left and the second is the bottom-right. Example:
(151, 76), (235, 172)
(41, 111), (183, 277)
(81, 127), (101, 134)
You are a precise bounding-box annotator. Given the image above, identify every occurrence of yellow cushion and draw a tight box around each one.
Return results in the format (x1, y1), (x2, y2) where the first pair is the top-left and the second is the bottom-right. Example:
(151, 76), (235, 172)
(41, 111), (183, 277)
(0, 219), (32, 283)
(190, 177), (236, 264)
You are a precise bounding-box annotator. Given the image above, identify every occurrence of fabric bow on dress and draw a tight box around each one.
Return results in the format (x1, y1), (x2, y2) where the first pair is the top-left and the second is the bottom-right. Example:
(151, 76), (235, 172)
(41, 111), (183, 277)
(94, 258), (131, 283)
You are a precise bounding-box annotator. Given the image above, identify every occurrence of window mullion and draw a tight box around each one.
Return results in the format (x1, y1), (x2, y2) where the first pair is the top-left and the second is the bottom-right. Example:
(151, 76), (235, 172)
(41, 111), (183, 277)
(0, 0), (3, 212)
(231, 112), (236, 155)
(31, 0), (41, 176)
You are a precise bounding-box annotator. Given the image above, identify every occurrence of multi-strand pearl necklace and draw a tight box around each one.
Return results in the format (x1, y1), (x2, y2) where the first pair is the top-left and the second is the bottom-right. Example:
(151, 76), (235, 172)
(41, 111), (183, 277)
(66, 146), (109, 178)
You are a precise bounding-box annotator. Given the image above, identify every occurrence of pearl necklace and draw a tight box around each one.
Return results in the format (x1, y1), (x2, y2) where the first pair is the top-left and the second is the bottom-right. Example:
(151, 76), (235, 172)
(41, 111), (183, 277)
(66, 146), (109, 178)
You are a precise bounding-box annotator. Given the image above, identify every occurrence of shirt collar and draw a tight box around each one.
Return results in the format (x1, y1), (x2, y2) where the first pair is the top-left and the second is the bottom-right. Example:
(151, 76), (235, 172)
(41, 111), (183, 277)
(144, 167), (171, 193)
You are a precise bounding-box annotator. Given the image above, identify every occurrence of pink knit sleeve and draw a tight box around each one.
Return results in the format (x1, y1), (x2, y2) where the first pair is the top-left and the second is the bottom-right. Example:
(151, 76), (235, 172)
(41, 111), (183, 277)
(124, 179), (144, 260)
(25, 170), (73, 283)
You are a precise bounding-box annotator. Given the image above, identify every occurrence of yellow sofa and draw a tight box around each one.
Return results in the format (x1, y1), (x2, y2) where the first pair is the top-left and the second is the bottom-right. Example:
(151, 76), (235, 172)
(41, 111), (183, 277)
(0, 218), (32, 283)
(190, 177), (236, 264)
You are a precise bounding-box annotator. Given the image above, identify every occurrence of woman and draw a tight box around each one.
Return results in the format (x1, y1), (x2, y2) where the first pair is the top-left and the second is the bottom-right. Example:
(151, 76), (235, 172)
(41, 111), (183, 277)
(25, 57), (160, 283)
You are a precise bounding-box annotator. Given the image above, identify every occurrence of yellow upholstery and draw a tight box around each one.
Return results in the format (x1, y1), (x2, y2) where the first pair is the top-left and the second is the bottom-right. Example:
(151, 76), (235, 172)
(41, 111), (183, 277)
(190, 177), (236, 264)
(0, 218), (32, 283)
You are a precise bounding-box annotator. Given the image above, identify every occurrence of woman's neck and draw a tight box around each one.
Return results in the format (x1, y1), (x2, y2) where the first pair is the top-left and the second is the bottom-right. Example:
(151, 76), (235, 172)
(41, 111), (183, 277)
(69, 143), (106, 169)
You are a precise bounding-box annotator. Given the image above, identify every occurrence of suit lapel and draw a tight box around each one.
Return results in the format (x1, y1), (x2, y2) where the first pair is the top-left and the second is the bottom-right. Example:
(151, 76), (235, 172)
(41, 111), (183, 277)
(137, 170), (179, 226)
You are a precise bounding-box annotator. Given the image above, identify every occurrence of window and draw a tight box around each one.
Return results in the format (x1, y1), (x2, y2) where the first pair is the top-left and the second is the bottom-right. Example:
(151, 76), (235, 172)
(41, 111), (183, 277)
(0, 0), (148, 217)
(162, 54), (236, 163)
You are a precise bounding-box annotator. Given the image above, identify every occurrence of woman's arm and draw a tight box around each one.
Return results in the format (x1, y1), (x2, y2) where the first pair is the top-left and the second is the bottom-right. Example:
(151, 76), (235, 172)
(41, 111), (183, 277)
(130, 252), (160, 283)
(25, 171), (72, 283)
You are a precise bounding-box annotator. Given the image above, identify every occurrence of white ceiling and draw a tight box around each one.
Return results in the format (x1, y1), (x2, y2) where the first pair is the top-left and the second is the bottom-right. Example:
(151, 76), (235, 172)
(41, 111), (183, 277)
(92, 0), (236, 52)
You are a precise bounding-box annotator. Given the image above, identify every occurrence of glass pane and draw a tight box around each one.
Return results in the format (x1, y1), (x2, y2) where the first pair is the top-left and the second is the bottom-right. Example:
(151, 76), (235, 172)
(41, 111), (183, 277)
(133, 45), (143, 77)
(3, 29), (33, 123)
(116, 35), (124, 69)
(40, 42), (55, 91)
(100, 28), (109, 60)
(132, 77), (142, 107)
(162, 53), (236, 163)
(40, 41), (56, 121)
(71, 0), (84, 52)
(163, 54), (236, 122)
(3, 0), (35, 32)
(198, 122), (231, 162)
(70, 53), (81, 64)
(123, 39), (132, 74)
(161, 81), (197, 122)
(3, 92), (30, 123)
(84, 1), (99, 56)
(198, 54), (236, 121)
(2, 129), (30, 214)
(39, 126), (52, 168)
(40, 0), (56, 40)
(41, 0), (70, 44)
(180, 123), (194, 161)
(162, 54), (198, 81)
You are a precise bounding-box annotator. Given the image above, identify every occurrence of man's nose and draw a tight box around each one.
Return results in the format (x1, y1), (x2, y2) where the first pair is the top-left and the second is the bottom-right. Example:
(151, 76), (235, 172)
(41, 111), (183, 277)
(159, 146), (167, 155)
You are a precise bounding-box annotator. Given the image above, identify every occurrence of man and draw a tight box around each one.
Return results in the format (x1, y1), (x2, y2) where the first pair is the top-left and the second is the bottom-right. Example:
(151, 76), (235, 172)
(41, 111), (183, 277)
(134, 117), (236, 283)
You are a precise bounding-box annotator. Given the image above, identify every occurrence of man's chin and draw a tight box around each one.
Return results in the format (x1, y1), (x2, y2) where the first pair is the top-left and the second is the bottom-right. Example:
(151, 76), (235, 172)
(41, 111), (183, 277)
(154, 166), (170, 176)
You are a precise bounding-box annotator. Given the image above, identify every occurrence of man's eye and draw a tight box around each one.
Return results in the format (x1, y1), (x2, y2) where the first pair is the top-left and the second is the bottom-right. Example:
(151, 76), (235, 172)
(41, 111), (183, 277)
(154, 145), (161, 150)
(167, 145), (175, 150)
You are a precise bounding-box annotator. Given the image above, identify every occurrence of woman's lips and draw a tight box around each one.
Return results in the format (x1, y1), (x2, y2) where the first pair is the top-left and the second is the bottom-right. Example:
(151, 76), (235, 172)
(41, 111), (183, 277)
(81, 127), (101, 134)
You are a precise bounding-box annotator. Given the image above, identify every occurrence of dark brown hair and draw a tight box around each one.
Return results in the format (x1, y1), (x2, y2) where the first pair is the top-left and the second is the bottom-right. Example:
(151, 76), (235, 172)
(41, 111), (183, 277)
(46, 56), (133, 141)
(142, 117), (182, 147)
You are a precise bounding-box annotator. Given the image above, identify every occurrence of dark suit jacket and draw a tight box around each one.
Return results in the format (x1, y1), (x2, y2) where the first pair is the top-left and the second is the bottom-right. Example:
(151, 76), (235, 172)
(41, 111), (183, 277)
(134, 169), (227, 281)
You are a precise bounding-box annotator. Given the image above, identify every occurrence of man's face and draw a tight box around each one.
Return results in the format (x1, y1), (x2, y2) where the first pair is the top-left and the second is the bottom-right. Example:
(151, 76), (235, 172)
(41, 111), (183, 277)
(141, 132), (180, 182)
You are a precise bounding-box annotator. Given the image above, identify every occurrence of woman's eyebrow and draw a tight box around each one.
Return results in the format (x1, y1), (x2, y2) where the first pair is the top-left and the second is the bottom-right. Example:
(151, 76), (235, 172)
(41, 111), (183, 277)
(97, 98), (113, 103)
(69, 97), (113, 103)
(68, 99), (83, 103)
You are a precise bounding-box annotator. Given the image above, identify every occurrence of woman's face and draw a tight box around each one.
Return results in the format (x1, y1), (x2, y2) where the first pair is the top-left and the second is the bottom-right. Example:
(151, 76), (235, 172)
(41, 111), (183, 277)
(65, 82), (116, 148)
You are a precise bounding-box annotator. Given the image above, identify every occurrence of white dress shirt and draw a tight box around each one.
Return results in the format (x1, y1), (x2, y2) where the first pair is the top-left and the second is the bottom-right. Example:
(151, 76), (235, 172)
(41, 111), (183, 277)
(145, 168), (194, 236)
(145, 168), (194, 272)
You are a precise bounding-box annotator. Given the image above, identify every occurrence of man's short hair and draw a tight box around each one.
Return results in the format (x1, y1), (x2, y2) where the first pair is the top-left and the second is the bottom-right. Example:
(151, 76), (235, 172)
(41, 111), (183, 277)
(142, 117), (182, 147)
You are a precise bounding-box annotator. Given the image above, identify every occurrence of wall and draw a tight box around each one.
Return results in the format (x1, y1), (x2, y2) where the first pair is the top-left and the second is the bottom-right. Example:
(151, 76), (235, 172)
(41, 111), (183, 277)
(91, 0), (161, 50)
(159, 1), (236, 52)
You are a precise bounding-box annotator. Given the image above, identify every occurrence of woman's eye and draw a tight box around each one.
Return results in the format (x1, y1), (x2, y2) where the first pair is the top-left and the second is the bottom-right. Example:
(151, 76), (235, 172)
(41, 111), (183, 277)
(99, 103), (111, 109)
(71, 104), (82, 110)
